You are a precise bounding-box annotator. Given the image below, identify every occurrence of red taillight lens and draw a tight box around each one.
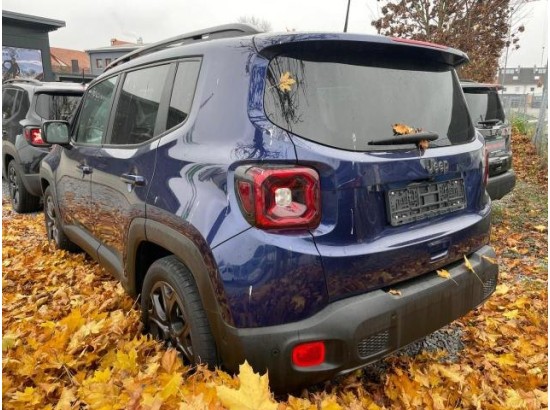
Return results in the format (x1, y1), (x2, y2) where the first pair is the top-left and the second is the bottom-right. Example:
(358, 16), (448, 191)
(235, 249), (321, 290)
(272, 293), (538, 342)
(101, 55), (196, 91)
(235, 165), (321, 230)
(24, 127), (46, 146)
(292, 341), (325, 367)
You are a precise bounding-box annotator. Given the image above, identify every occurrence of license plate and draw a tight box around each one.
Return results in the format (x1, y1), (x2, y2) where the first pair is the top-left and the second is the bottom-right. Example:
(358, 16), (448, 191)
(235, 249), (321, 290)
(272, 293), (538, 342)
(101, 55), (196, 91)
(386, 178), (466, 226)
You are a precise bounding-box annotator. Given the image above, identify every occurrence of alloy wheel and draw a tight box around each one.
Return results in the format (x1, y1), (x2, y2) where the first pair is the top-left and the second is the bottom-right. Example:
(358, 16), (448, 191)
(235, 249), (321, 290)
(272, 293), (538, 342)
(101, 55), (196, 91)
(148, 281), (194, 361)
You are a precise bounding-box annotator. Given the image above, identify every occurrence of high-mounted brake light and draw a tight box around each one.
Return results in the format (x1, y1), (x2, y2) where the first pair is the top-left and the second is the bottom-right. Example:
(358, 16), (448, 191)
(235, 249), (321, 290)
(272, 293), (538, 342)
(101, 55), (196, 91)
(24, 127), (46, 146)
(235, 165), (321, 230)
(391, 37), (448, 50)
(292, 341), (326, 367)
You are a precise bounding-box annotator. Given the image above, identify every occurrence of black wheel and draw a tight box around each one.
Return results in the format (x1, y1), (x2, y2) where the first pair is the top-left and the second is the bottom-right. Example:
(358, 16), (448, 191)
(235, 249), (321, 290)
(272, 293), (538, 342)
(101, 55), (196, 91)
(43, 186), (79, 252)
(141, 256), (217, 365)
(7, 161), (40, 213)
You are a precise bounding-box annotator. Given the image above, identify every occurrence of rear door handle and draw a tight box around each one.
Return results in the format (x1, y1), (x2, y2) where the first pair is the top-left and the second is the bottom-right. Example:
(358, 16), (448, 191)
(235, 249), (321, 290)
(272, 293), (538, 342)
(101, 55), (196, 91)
(120, 173), (146, 186)
(77, 164), (92, 175)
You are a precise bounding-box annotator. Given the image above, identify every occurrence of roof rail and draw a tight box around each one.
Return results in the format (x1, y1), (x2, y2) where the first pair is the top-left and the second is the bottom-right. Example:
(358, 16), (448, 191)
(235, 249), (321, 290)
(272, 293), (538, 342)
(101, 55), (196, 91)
(2, 77), (42, 85)
(105, 23), (260, 71)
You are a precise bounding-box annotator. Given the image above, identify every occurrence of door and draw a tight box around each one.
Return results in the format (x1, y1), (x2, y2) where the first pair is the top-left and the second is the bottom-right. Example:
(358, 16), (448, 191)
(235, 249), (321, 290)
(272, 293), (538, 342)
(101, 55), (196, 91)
(91, 63), (175, 276)
(55, 75), (118, 256)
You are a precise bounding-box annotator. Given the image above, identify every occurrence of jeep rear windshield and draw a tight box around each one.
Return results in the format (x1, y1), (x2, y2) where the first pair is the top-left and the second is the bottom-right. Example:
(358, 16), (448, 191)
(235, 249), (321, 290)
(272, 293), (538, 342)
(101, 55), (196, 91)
(35, 93), (82, 121)
(264, 52), (474, 151)
(462, 88), (506, 125)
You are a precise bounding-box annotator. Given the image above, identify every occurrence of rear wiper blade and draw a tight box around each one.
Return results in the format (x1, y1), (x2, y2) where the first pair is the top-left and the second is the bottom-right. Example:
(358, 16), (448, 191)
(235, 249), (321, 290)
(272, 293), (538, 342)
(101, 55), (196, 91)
(368, 132), (439, 146)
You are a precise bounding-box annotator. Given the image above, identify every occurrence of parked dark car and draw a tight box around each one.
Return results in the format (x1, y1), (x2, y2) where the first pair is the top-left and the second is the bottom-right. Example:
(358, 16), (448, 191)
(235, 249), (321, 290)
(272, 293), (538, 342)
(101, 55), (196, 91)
(40, 25), (498, 391)
(2, 79), (84, 212)
(461, 81), (516, 200)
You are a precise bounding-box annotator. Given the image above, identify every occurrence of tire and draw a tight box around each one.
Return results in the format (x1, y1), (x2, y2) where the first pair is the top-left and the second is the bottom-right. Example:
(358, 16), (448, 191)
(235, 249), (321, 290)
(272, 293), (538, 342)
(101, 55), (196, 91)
(7, 161), (40, 213)
(43, 186), (80, 252)
(141, 255), (218, 366)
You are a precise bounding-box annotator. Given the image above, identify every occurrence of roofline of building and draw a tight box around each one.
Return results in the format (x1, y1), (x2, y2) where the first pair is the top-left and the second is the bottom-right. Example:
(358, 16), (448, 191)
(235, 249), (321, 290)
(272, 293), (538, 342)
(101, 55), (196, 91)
(2, 10), (65, 31)
(85, 45), (141, 53)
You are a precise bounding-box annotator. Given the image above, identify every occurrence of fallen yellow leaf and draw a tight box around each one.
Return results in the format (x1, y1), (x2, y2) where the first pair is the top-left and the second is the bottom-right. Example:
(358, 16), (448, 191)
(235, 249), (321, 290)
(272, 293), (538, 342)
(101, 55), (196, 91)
(388, 289), (402, 296)
(216, 361), (277, 410)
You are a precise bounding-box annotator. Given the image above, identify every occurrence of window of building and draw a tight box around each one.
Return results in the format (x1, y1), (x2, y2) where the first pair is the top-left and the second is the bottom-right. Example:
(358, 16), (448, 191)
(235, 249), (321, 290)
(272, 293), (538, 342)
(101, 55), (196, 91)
(530, 87), (535, 92)
(110, 64), (171, 145)
(166, 61), (201, 130)
(505, 69), (515, 74)
(105, 58), (112, 66)
(538, 68), (547, 74)
(76, 76), (118, 144)
(512, 75), (519, 80)
(96, 59), (104, 69)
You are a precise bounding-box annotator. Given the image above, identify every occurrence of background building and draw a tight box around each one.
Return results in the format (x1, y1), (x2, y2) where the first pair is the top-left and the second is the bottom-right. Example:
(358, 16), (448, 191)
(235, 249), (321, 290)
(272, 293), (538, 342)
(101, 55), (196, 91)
(50, 47), (94, 82)
(2, 10), (64, 82)
(497, 66), (548, 110)
(86, 38), (142, 75)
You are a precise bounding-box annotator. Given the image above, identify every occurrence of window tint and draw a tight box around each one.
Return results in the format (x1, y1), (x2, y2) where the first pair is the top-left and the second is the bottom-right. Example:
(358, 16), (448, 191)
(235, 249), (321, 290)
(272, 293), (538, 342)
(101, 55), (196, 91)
(35, 93), (82, 120)
(110, 64), (170, 145)
(2, 89), (18, 119)
(75, 76), (118, 145)
(264, 54), (474, 151)
(463, 89), (506, 124)
(166, 61), (201, 129)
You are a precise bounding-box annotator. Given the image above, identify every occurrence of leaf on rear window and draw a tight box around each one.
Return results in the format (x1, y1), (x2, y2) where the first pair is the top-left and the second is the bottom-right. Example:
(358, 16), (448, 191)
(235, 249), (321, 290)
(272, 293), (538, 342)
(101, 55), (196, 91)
(417, 139), (429, 151)
(278, 71), (296, 92)
(392, 123), (422, 136)
(388, 289), (402, 296)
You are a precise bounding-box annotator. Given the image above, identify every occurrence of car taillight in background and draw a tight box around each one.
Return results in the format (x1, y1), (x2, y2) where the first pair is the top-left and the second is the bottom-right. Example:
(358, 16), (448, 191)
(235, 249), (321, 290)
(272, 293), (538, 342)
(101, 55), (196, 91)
(235, 165), (321, 230)
(24, 127), (47, 146)
(483, 147), (489, 186)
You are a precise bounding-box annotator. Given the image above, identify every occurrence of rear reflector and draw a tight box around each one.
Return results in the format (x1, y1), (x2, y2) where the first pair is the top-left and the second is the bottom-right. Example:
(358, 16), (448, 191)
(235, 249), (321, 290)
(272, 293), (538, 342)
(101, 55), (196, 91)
(24, 127), (46, 146)
(292, 341), (325, 367)
(235, 165), (321, 230)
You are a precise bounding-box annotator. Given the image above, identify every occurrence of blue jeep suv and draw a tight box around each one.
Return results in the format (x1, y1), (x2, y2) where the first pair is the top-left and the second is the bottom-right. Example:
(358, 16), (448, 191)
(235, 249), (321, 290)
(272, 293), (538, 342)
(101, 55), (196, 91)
(39, 25), (498, 390)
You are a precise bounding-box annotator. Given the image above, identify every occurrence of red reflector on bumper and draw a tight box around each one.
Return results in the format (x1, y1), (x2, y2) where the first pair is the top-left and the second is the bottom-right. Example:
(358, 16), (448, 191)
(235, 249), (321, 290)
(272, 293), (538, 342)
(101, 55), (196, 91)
(292, 341), (325, 367)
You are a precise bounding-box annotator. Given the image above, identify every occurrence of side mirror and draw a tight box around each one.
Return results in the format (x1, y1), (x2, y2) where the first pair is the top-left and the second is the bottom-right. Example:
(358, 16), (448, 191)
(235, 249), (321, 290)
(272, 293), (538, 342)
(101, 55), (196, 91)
(42, 121), (70, 145)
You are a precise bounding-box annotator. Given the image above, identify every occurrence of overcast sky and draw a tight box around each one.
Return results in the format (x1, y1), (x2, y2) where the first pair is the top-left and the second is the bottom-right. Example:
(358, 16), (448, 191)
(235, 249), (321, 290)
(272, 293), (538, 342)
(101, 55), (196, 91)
(3, 0), (547, 68)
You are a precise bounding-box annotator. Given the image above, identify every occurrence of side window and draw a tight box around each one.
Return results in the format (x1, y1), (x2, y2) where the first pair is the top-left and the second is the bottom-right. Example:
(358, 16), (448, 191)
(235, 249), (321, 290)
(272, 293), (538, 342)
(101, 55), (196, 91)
(110, 64), (170, 145)
(2, 89), (18, 119)
(75, 76), (118, 145)
(166, 61), (201, 130)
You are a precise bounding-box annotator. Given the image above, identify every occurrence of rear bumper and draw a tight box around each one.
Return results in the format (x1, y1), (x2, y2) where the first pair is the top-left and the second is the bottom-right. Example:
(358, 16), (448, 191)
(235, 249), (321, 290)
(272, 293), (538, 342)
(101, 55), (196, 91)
(487, 169), (516, 200)
(219, 245), (497, 391)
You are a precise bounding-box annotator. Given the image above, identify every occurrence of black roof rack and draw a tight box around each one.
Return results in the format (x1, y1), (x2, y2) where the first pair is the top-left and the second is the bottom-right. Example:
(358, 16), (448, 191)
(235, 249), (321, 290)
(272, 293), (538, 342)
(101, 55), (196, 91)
(105, 23), (261, 71)
(2, 78), (42, 85)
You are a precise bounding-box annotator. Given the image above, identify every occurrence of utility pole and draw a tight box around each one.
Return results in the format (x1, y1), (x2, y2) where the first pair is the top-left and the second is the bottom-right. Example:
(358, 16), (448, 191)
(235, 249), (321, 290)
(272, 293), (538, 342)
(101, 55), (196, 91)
(533, 64), (547, 152)
(344, 0), (351, 32)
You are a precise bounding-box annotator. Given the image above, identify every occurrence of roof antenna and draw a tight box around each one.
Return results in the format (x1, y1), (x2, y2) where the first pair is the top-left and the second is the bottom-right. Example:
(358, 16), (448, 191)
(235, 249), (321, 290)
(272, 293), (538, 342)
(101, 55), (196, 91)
(344, 0), (351, 32)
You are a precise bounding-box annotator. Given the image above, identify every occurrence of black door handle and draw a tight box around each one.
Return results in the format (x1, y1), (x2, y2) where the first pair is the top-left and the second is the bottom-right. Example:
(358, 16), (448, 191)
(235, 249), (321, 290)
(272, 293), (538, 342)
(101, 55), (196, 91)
(121, 173), (146, 186)
(77, 164), (92, 175)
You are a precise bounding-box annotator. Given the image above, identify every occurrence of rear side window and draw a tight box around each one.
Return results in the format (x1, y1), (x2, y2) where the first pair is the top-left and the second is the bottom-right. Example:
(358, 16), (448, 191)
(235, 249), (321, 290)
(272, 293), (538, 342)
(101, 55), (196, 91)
(2, 89), (18, 119)
(264, 54), (474, 151)
(35, 93), (82, 120)
(110, 64), (171, 145)
(75, 76), (118, 145)
(166, 61), (201, 130)
(463, 88), (506, 125)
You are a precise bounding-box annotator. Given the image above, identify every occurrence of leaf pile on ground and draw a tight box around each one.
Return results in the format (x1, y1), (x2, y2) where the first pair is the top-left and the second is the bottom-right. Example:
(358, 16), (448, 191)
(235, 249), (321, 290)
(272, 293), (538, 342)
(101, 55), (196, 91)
(2, 132), (547, 409)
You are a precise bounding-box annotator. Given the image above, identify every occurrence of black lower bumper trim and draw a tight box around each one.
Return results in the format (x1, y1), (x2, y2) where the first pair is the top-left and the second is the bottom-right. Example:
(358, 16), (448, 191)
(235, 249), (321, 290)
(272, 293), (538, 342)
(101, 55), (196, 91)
(217, 245), (498, 391)
(487, 169), (516, 200)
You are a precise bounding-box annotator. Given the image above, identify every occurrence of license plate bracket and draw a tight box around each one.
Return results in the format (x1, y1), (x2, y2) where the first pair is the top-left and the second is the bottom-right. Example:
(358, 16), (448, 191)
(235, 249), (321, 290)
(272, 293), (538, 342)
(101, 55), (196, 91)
(386, 178), (466, 226)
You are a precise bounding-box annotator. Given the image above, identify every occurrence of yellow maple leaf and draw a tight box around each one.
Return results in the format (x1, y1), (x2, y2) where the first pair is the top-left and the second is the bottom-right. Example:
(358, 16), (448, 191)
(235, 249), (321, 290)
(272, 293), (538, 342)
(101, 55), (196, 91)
(481, 255), (497, 265)
(388, 289), (402, 296)
(2, 333), (17, 351)
(161, 348), (179, 373)
(278, 71), (296, 92)
(160, 372), (182, 400)
(216, 361), (277, 410)
(437, 269), (458, 285)
(504, 389), (526, 408)
(503, 309), (519, 319)
(12, 387), (42, 404)
(495, 284), (510, 295)
(533, 225), (547, 233)
(55, 387), (76, 410)
(463, 256), (483, 284)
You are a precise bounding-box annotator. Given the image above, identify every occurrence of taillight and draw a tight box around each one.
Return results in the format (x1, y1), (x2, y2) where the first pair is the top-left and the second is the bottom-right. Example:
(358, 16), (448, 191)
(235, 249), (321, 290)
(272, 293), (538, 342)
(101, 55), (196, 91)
(292, 341), (326, 367)
(24, 127), (46, 146)
(483, 147), (489, 186)
(235, 165), (321, 230)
